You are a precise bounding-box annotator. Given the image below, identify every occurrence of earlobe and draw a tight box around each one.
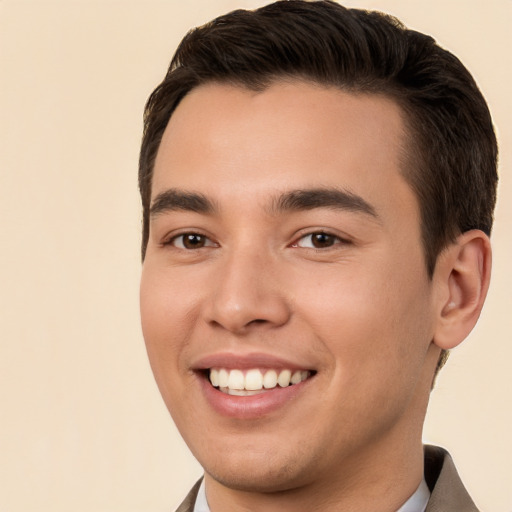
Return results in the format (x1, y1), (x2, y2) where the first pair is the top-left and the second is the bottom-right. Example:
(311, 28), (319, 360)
(433, 230), (492, 350)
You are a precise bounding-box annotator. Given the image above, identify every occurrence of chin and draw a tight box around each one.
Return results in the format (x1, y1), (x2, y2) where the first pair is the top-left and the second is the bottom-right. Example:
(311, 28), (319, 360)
(205, 461), (310, 494)
(197, 437), (324, 494)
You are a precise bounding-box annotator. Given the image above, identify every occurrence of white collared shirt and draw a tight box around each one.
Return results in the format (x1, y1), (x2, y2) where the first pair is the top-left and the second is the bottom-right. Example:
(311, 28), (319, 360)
(397, 478), (430, 512)
(193, 479), (209, 512)
(193, 477), (430, 512)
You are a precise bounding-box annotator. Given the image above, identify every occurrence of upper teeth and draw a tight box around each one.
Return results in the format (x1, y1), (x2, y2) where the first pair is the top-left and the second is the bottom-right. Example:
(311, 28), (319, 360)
(209, 368), (309, 393)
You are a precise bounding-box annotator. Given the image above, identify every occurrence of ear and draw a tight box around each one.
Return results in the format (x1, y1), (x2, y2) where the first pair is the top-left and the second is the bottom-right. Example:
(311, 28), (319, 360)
(433, 230), (492, 350)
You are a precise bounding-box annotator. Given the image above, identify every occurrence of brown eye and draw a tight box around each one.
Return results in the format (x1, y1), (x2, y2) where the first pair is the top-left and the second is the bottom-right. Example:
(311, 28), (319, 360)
(171, 233), (215, 249)
(311, 233), (336, 248)
(295, 232), (341, 249)
(183, 234), (205, 249)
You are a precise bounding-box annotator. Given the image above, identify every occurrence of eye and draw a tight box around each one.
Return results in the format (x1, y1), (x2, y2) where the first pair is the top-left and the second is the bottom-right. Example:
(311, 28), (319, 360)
(168, 233), (216, 249)
(294, 231), (344, 249)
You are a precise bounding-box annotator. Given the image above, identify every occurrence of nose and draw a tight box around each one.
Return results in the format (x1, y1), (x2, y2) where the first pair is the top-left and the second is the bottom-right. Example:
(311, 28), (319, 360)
(204, 246), (291, 334)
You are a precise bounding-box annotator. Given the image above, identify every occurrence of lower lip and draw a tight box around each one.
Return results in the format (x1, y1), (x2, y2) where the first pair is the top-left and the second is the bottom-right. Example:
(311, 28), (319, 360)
(199, 374), (311, 419)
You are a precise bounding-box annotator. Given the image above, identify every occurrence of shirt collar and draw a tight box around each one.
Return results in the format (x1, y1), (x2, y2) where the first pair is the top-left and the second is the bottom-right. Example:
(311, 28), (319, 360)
(396, 477), (430, 512)
(193, 479), (209, 512)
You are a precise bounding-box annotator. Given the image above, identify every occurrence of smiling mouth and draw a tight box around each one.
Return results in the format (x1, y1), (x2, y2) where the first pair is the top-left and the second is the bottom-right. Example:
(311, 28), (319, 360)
(208, 368), (313, 396)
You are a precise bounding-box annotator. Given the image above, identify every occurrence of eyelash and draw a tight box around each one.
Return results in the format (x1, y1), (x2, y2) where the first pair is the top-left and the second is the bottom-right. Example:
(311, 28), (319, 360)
(292, 231), (349, 250)
(163, 232), (217, 250)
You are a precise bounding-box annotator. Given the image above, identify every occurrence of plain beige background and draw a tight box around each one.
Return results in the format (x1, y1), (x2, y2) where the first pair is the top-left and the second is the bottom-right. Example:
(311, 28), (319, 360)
(0, 1), (510, 511)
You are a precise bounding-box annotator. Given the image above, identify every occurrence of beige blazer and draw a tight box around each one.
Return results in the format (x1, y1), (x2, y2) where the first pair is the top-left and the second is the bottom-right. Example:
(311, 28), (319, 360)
(175, 445), (478, 512)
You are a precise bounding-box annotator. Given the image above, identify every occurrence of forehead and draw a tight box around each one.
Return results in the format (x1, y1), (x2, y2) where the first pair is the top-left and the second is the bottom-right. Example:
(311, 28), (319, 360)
(152, 80), (417, 223)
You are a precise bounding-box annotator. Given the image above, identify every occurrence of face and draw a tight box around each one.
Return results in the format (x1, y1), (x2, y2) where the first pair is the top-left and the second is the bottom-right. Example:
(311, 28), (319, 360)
(140, 81), (440, 493)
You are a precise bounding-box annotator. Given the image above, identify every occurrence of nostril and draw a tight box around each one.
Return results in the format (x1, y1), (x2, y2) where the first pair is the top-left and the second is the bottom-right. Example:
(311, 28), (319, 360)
(249, 319), (267, 325)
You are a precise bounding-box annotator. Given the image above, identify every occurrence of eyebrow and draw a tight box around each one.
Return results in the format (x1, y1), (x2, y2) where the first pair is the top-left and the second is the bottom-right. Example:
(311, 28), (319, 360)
(269, 188), (379, 219)
(149, 186), (378, 220)
(150, 189), (217, 217)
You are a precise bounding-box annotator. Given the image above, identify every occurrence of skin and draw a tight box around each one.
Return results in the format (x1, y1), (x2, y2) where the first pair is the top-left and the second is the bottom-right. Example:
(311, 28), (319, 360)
(140, 81), (491, 511)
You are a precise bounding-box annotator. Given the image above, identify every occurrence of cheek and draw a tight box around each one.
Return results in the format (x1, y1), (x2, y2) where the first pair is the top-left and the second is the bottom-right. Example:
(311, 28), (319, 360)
(140, 267), (194, 376)
(294, 258), (433, 369)
(139, 267), (204, 424)
(140, 261), (200, 333)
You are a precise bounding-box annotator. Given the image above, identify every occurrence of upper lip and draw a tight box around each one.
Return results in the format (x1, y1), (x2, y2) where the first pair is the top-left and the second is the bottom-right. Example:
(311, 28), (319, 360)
(191, 352), (315, 372)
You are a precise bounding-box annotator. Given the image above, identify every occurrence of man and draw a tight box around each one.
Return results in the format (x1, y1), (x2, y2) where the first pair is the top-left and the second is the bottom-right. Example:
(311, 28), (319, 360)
(138, 1), (497, 510)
